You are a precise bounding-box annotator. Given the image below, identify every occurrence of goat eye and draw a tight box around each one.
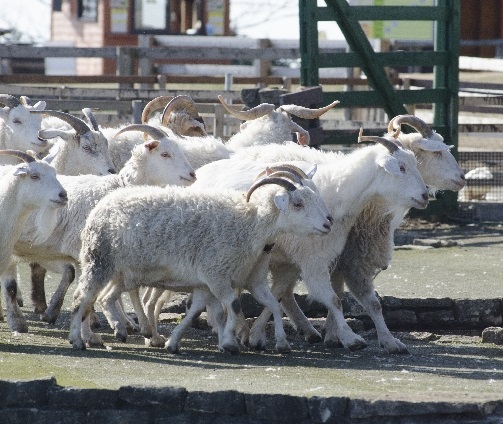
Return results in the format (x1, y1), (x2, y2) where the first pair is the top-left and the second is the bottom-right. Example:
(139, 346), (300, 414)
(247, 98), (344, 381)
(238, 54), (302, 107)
(161, 152), (171, 158)
(399, 165), (406, 173)
(82, 145), (91, 151)
(12, 118), (21, 124)
(30, 174), (40, 180)
(433, 151), (442, 157)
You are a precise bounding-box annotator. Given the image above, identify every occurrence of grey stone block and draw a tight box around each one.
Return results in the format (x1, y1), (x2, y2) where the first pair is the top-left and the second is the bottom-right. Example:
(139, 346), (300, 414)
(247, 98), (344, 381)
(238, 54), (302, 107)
(245, 393), (309, 423)
(454, 299), (502, 327)
(384, 309), (418, 328)
(119, 385), (187, 411)
(417, 310), (456, 327)
(308, 396), (349, 423)
(88, 409), (150, 424)
(0, 377), (56, 407)
(482, 327), (503, 344)
(185, 390), (246, 415)
(349, 399), (483, 419)
(48, 386), (118, 409)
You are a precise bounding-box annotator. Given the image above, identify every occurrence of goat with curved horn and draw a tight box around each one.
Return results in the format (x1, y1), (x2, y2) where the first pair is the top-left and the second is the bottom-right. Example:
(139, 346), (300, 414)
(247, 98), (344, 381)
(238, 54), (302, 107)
(358, 128), (402, 154)
(0, 149), (36, 163)
(388, 115), (434, 139)
(82, 108), (100, 131)
(142, 96), (174, 124)
(280, 100), (340, 119)
(31, 110), (91, 137)
(217, 95), (275, 120)
(246, 176), (297, 202)
(113, 124), (168, 141)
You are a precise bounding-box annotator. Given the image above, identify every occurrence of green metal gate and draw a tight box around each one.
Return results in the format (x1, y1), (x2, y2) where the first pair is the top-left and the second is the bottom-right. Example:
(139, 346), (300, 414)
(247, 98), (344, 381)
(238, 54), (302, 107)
(299, 0), (460, 214)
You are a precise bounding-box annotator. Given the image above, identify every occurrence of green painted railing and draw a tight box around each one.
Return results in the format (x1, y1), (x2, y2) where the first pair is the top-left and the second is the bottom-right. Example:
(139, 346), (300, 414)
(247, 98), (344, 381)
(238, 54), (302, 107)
(299, 0), (460, 214)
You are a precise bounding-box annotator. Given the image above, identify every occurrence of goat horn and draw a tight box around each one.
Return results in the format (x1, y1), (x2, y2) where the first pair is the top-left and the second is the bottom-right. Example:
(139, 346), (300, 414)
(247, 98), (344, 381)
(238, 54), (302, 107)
(246, 176), (297, 202)
(31, 110), (91, 136)
(19, 96), (31, 106)
(280, 100), (340, 119)
(0, 94), (20, 108)
(82, 108), (100, 131)
(142, 95), (173, 124)
(358, 128), (401, 154)
(388, 115), (433, 138)
(161, 95), (201, 125)
(113, 124), (167, 141)
(0, 149), (36, 163)
(218, 95), (275, 120)
(254, 164), (309, 182)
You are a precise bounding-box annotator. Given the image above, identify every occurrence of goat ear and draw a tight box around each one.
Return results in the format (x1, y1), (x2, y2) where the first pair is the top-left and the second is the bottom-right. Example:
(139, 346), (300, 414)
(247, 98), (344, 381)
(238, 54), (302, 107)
(39, 128), (72, 141)
(32, 101), (46, 111)
(377, 156), (402, 176)
(13, 167), (28, 177)
(144, 140), (160, 151)
(273, 192), (290, 213)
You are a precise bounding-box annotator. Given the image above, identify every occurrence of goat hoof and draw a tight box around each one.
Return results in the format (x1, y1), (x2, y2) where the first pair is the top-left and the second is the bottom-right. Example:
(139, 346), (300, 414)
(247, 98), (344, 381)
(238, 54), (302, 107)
(166, 344), (179, 355)
(275, 344), (291, 354)
(71, 340), (86, 351)
(42, 312), (58, 325)
(347, 340), (367, 352)
(221, 343), (240, 355)
(115, 331), (127, 343)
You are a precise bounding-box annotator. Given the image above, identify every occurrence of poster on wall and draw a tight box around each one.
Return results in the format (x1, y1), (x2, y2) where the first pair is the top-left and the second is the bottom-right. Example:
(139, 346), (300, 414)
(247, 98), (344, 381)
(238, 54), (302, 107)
(207, 0), (225, 36)
(111, 0), (128, 33)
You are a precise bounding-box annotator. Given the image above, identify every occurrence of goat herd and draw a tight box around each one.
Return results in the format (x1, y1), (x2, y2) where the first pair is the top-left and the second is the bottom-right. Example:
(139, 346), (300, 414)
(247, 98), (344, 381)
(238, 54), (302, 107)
(0, 92), (466, 357)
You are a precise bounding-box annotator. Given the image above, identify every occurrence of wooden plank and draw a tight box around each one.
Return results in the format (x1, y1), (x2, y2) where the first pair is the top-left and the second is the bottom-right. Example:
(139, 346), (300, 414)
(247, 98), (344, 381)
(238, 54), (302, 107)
(317, 5), (449, 21)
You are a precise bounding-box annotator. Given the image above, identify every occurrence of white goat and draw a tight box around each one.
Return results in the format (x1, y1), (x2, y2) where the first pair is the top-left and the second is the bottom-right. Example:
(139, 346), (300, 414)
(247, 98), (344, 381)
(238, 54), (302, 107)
(6, 108), (118, 321)
(69, 174), (333, 354)
(192, 136), (429, 352)
(316, 115), (466, 352)
(107, 95), (339, 170)
(35, 108), (116, 176)
(138, 163), (319, 349)
(0, 150), (67, 331)
(0, 95), (49, 164)
(232, 116), (465, 353)
(3, 125), (195, 332)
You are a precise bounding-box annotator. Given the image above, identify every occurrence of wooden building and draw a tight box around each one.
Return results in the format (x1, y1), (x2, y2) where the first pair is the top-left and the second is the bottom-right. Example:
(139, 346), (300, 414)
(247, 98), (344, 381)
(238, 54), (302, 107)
(50, 0), (231, 74)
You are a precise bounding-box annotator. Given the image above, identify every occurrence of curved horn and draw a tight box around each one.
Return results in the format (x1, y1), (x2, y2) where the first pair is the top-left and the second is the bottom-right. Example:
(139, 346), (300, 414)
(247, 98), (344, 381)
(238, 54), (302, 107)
(31, 110), (91, 136)
(0, 149), (36, 163)
(113, 124), (167, 141)
(218, 95), (275, 121)
(0, 94), (20, 108)
(142, 96), (173, 124)
(82, 108), (100, 131)
(388, 115), (434, 138)
(280, 100), (340, 119)
(246, 177), (297, 202)
(19, 96), (31, 106)
(358, 128), (401, 154)
(254, 164), (309, 182)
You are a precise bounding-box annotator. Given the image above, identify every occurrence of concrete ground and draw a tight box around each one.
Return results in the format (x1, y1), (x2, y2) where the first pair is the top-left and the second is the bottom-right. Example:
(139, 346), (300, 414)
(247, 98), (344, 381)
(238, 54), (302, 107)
(0, 218), (502, 406)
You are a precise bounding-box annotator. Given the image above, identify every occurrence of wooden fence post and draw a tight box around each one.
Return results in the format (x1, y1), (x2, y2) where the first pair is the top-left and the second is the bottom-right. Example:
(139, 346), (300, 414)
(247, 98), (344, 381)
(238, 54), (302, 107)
(116, 46), (135, 90)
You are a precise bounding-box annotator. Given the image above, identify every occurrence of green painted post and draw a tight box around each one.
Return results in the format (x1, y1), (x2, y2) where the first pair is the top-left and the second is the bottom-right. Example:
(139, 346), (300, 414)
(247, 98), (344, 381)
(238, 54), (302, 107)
(299, 0), (320, 87)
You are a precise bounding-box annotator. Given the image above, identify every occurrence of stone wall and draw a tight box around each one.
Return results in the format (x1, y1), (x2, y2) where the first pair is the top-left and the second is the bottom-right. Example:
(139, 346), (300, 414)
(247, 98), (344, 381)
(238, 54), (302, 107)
(1, 377), (502, 423)
(237, 293), (503, 331)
